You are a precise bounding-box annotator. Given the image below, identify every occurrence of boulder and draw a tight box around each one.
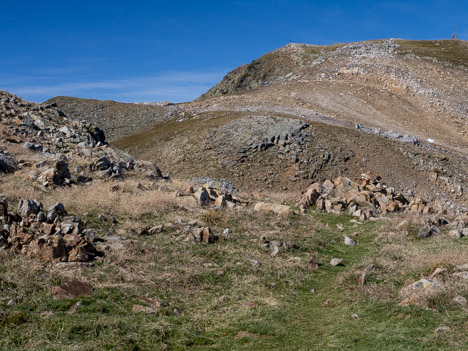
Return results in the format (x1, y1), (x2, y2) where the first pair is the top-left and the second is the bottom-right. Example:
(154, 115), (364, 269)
(95, 157), (111, 170)
(0, 195), (8, 216)
(17, 199), (42, 216)
(48, 203), (67, 217)
(0, 152), (17, 173)
(330, 258), (343, 266)
(197, 227), (218, 243)
(399, 278), (442, 307)
(297, 182), (323, 208)
(417, 221), (440, 238)
(51, 280), (93, 299)
(67, 246), (89, 262)
(254, 202), (294, 216)
(23, 141), (42, 152)
(215, 195), (227, 208)
(344, 235), (357, 246)
(37, 236), (66, 261)
(345, 189), (367, 207)
(41, 160), (71, 185)
(86, 125), (106, 144)
(195, 187), (210, 206)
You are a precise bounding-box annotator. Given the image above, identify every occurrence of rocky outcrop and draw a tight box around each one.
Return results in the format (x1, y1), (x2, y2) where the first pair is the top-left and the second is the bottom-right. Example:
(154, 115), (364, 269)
(297, 173), (450, 221)
(0, 151), (17, 173)
(448, 214), (468, 238)
(0, 195), (102, 263)
(45, 95), (182, 141)
(0, 90), (165, 186)
(198, 43), (310, 100)
(176, 183), (246, 210)
(399, 264), (468, 307)
(253, 202), (295, 216)
(206, 116), (310, 162)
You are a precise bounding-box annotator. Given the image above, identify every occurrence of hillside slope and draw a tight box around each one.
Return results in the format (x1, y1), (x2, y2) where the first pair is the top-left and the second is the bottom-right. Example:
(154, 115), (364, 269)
(196, 39), (468, 153)
(48, 39), (468, 208)
(45, 96), (184, 141)
(1, 86), (467, 349)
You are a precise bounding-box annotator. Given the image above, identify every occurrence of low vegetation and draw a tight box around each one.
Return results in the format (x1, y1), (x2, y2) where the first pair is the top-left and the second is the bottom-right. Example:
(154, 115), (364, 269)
(1, 175), (466, 350)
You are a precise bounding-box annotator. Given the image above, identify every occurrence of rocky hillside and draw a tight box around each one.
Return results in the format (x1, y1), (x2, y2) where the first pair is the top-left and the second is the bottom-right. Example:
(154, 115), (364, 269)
(46, 39), (468, 210)
(0, 89), (467, 349)
(196, 39), (468, 153)
(45, 96), (185, 142)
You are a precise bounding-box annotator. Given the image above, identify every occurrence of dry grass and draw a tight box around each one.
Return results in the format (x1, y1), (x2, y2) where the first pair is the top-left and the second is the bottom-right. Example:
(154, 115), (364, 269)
(336, 214), (468, 308)
(1, 176), (467, 350)
(0, 174), (177, 217)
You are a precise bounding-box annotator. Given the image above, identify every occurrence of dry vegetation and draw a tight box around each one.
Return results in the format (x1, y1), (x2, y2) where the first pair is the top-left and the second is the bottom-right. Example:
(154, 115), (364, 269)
(1, 173), (467, 350)
(2, 39), (468, 350)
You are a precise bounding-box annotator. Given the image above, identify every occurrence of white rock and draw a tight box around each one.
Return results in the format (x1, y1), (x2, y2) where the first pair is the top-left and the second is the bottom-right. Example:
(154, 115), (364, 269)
(330, 258), (343, 266)
(344, 235), (357, 246)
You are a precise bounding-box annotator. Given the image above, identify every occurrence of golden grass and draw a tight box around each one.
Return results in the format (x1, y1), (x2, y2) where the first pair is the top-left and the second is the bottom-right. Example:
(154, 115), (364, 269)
(337, 214), (468, 306)
(0, 175), (177, 218)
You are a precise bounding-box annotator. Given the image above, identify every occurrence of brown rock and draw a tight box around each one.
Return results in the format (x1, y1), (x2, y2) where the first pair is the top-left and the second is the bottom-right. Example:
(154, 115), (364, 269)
(297, 183), (322, 208)
(38, 236), (66, 262)
(51, 280), (93, 299)
(184, 185), (194, 194)
(323, 179), (334, 191)
(387, 201), (399, 212)
(197, 227), (218, 244)
(68, 246), (89, 262)
(307, 253), (319, 270)
(0, 194), (8, 217)
(316, 198), (325, 212)
(253, 202), (293, 216)
(345, 189), (367, 207)
(215, 195), (227, 208)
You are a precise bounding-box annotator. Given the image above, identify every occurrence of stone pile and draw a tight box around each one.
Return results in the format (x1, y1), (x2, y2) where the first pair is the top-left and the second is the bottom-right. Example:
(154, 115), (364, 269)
(448, 214), (468, 238)
(0, 90), (165, 184)
(0, 195), (102, 263)
(192, 186), (246, 209)
(297, 173), (445, 220)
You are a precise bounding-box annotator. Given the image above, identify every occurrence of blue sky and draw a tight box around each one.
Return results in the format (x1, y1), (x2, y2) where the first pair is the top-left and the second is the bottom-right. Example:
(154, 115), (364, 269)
(1, 0), (467, 103)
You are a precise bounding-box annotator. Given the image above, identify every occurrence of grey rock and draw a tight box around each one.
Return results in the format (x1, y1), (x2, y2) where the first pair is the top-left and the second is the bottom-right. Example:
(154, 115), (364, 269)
(23, 141), (42, 152)
(36, 211), (46, 223)
(48, 203), (67, 216)
(344, 235), (357, 246)
(0, 152), (17, 173)
(0, 195), (8, 216)
(17, 199), (42, 216)
(195, 187), (210, 206)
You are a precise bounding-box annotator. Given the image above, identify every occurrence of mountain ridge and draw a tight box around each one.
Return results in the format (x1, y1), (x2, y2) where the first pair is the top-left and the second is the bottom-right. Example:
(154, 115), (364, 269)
(45, 38), (468, 207)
